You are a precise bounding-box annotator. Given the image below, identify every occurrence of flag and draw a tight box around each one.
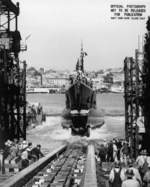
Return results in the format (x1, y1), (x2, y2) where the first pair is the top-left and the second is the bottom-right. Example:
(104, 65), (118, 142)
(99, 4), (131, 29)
(76, 58), (79, 70)
(84, 52), (88, 56)
(25, 34), (31, 41)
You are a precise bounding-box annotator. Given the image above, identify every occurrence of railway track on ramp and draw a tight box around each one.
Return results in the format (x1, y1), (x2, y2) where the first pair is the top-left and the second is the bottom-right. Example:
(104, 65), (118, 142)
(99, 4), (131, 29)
(0, 142), (99, 187)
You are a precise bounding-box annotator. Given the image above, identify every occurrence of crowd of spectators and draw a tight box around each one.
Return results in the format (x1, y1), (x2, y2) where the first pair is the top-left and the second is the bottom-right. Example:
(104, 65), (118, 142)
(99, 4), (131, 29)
(3, 138), (44, 171)
(96, 139), (131, 164)
(26, 102), (45, 127)
(96, 138), (150, 187)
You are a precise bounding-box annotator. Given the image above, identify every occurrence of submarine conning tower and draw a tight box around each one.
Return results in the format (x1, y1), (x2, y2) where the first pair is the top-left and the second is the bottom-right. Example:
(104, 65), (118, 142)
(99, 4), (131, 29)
(76, 42), (87, 72)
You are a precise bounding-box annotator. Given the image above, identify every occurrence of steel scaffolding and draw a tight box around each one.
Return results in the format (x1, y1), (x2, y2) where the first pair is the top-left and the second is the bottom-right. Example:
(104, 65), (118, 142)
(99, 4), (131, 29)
(124, 49), (144, 158)
(0, 0), (26, 149)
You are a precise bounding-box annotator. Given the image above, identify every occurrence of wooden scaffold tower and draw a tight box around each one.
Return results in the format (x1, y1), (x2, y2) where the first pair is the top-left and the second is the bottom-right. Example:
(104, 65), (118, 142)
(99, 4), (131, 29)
(0, 0), (26, 149)
(124, 42), (144, 158)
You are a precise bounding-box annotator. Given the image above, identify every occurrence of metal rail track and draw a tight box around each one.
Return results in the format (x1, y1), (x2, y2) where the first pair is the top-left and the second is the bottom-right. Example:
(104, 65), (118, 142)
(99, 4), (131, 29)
(0, 142), (98, 187)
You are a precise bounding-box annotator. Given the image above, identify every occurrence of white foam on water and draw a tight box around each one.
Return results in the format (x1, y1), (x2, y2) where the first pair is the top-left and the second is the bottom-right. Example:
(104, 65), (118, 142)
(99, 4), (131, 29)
(29, 116), (61, 132)
(88, 123), (116, 140)
(50, 128), (72, 140)
(43, 116), (61, 126)
(105, 116), (125, 121)
(28, 116), (124, 142)
(48, 117), (115, 141)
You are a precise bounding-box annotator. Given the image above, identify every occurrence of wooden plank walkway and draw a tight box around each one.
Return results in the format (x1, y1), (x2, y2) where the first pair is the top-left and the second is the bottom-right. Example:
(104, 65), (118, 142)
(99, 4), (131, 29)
(83, 144), (97, 187)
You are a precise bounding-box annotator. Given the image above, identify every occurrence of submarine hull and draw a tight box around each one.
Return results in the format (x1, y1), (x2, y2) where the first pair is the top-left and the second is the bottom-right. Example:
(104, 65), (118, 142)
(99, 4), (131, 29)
(64, 81), (96, 136)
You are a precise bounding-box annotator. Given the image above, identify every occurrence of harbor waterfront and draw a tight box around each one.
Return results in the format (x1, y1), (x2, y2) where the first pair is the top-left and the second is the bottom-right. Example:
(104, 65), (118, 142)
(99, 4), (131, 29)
(27, 93), (124, 116)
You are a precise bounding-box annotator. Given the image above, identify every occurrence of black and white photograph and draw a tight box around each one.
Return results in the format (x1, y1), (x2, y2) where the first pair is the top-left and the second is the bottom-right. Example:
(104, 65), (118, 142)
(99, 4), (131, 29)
(0, 0), (150, 186)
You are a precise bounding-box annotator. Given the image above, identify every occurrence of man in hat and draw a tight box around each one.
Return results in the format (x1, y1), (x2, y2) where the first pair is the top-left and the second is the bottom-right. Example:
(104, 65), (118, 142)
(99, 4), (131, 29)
(143, 163), (150, 187)
(122, 169), (140, 187)
(136, 149), (148, 179)
(22, 141), (28, 149)
(120, 141), (130, 164)
(21, 149), (29, 170)
(127, 159), (142, 186)
(113, 140), (118, 162)
(136, 150), (148, 168)
(31, 144), (44, 161)
(109, 162), (125, 187)
(107, 141), (113, 162)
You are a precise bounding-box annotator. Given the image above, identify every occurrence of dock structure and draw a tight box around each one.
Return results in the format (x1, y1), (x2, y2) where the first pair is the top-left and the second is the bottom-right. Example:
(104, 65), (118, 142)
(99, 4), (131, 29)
(0, 0), (26, 149)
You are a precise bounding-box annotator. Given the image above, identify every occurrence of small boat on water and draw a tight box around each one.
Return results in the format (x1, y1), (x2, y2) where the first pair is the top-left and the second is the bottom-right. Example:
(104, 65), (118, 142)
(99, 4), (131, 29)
(27, 88), (49, 94)
(110, 85), (124, 93)
(62, 44), (97, 137)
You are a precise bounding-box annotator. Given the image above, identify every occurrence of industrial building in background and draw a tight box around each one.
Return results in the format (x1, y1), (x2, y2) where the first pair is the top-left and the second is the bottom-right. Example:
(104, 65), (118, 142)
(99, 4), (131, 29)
(0, 0), (26, 149)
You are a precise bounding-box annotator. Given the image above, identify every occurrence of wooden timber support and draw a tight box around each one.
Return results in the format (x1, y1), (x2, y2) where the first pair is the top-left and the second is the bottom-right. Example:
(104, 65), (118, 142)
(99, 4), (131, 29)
(124, 50), (144, 158)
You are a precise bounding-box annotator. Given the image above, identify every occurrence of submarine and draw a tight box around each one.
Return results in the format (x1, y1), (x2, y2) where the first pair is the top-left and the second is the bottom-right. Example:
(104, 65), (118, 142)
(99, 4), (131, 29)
(62, 44), (104, 137)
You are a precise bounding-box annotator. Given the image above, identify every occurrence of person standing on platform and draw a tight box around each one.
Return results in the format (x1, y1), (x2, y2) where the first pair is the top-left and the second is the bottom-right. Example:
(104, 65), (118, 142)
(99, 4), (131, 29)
(99, 144), (107, 163)
(21, 149), (29, 170)
(127, 160), (142, 186)
(31, 144), (44, 161)
(109, 162), (125, 187)
(113, 140), (118, 162)
(143, 163), (150, 187)
(136, 150), (148, 180)
(122, 169), (140, 187)
(116, 139), (122, 161)
(107, 141), (113, 162)
(120, 141), (130, 164)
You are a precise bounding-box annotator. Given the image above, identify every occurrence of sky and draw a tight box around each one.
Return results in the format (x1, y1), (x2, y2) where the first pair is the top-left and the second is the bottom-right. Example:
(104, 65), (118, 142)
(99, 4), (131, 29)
(13, 0), (150, 71)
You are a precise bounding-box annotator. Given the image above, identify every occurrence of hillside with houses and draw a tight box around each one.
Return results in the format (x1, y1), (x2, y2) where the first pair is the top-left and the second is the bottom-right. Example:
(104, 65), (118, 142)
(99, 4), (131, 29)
(26, 67), (124, 93)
